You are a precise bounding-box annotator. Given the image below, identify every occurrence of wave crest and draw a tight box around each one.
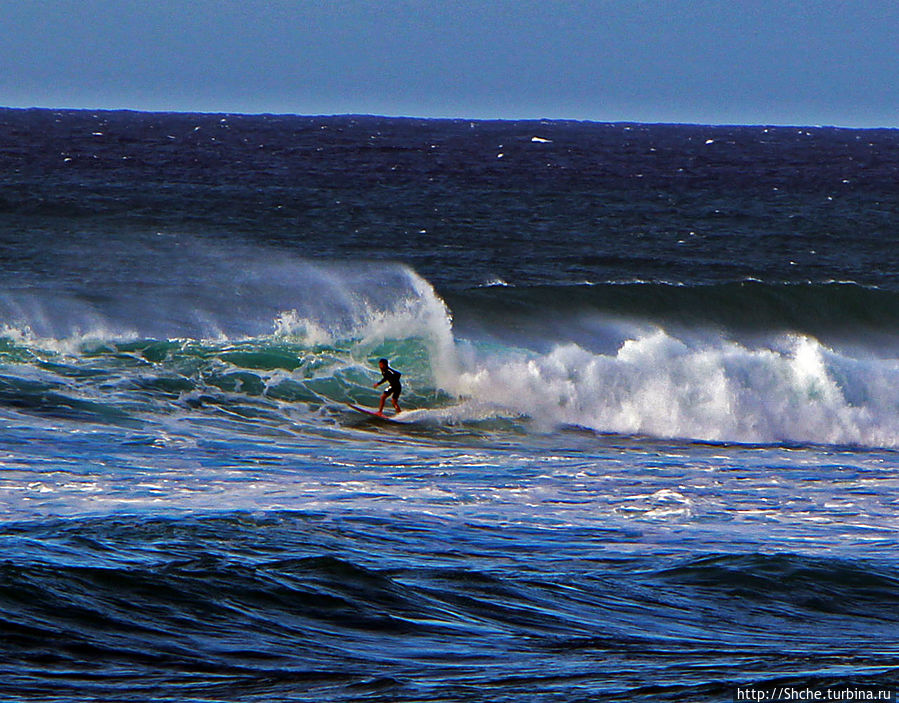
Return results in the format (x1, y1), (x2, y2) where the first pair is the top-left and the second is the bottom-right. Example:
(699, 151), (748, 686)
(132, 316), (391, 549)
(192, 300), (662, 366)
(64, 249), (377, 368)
(450, 331), (899, 447)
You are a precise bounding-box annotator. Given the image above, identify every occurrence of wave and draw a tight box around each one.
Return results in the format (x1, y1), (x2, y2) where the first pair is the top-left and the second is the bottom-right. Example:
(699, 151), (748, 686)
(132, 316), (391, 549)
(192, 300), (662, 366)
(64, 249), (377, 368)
(447, 331), (899, 447)
(1, 252), (897, 448)
(660, 552), (899, 614)
(440, 280), (899, 448)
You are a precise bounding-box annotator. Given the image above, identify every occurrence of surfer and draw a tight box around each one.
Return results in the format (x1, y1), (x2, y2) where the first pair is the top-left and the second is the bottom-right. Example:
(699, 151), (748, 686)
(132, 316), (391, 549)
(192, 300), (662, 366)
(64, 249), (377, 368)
(374, 358), (402, 416)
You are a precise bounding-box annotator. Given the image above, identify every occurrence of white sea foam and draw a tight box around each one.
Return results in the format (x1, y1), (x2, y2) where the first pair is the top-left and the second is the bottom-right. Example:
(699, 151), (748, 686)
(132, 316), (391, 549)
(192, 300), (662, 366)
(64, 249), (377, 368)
(479, 277), (511, 288)
(442, 330), (899, 448)
(0, 321), (139, 356)
(272, 311), (333, 347)
(269, 263), (458, 387)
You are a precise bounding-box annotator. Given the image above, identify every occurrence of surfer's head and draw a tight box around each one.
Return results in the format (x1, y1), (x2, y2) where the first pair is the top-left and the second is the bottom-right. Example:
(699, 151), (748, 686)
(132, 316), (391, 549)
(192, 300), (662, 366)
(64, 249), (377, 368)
(379, 358), (389, 370)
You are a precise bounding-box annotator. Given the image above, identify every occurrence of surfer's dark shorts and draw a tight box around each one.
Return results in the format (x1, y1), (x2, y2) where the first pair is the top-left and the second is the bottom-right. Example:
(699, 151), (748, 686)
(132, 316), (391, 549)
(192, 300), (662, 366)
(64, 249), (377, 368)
(382, 384), (401, 399)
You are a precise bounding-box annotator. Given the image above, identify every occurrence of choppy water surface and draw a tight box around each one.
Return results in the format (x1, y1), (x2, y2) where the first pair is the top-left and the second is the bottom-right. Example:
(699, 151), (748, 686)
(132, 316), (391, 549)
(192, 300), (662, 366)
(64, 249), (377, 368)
(1, 108), (898, 701)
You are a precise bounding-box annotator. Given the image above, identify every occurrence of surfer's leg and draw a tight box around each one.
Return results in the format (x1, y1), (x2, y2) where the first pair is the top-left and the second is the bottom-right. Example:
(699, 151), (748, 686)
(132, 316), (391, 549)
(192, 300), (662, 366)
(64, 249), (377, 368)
(377, 392), (387, 415)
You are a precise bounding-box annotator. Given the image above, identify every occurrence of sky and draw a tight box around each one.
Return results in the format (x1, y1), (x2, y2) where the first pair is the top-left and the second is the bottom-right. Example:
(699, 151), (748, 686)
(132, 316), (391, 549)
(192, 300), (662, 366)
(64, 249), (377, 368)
(1, 0), (897, 127)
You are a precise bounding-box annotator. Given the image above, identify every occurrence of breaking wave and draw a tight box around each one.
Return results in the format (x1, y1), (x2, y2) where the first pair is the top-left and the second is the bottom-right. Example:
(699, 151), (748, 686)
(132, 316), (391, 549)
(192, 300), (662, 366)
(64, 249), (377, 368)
(0, 246), (896, 448)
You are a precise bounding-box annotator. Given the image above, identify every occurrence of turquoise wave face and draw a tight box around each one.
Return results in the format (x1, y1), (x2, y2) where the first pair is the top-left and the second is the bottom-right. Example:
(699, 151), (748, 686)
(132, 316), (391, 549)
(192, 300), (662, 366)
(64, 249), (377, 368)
(0, 334), (455, 430)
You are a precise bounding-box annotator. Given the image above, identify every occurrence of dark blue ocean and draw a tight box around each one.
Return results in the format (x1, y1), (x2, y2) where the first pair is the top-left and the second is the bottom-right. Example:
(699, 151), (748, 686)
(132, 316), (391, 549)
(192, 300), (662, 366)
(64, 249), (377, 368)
(1, 108), (899, 702)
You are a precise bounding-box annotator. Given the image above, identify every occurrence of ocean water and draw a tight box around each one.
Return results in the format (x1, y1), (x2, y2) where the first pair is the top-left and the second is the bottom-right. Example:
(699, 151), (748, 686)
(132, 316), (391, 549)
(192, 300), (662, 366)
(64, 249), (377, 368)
(1, 108), (898, 702)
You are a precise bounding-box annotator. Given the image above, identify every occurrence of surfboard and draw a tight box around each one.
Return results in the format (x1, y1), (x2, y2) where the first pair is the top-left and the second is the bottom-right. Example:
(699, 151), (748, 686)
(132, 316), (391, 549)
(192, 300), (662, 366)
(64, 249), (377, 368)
(345, 403), (406, 423)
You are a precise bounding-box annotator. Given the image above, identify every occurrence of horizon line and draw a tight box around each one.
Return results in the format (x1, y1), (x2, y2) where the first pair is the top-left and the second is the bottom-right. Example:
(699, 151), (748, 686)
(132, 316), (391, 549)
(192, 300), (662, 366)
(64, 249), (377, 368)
(1, 103), (896, 132)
